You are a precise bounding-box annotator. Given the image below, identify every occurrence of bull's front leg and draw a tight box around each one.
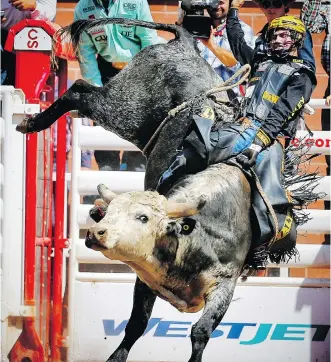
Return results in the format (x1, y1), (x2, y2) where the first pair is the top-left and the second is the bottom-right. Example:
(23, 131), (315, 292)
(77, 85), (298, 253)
(188, 278), (237, 362)
(107, 277), (156, 362)
(16, 79), (98, 134)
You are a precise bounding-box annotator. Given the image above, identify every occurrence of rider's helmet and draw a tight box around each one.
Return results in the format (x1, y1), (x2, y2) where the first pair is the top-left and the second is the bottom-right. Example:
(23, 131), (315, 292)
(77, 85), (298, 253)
(266, 16), (306, 58)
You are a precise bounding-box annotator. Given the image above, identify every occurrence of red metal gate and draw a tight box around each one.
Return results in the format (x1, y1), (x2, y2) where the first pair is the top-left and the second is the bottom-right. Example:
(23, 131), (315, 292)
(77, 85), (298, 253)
(5, 20), (69, 362)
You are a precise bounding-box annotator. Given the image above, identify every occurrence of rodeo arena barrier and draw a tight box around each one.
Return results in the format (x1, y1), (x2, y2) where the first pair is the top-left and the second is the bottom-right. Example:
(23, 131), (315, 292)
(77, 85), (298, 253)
(0, 19), (330, 362)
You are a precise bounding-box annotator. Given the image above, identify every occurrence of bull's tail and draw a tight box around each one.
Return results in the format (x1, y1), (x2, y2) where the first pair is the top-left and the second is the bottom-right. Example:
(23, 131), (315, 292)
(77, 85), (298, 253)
(55, 19), (184, 61)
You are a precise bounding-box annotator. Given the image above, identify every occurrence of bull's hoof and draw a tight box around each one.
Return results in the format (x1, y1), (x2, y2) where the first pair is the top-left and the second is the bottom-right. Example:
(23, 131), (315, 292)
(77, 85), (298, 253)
(16, 117), (36, 134)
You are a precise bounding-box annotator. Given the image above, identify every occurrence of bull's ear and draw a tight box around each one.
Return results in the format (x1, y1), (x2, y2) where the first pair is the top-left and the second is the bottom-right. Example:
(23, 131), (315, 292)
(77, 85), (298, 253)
(166, 218), (196, 236)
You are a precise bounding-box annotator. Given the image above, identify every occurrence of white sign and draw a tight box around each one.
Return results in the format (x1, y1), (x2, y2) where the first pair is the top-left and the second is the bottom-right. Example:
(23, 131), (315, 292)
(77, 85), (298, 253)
(14, 27), (52, 51)
(73, 282), (330, 362)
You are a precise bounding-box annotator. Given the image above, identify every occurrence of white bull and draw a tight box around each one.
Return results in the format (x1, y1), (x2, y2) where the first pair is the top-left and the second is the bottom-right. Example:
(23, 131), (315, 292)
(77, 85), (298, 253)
(86, 163), (251, 362)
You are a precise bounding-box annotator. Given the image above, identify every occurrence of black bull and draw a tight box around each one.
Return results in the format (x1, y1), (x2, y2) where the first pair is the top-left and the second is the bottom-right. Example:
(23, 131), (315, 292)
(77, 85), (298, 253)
(16, 18), (228, 189)
(16, 19), (253, 362)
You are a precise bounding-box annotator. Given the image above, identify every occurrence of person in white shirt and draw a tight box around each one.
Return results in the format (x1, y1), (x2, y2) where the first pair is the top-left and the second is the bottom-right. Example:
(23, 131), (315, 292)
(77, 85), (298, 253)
(196, 0), (255, 98)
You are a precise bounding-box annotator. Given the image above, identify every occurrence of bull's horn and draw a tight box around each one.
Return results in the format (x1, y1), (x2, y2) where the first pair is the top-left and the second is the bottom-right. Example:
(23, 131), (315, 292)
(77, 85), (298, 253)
(166, 197), (206, 218)
(97, 184), (117, 203)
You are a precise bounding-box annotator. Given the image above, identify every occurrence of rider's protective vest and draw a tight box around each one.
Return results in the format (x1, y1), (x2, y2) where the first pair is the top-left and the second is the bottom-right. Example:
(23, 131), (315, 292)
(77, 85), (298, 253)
(244, 59), (311, 138)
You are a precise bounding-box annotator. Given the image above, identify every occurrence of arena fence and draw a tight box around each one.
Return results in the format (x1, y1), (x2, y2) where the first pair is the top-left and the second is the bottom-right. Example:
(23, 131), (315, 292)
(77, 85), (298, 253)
(67, 107), (330, 361)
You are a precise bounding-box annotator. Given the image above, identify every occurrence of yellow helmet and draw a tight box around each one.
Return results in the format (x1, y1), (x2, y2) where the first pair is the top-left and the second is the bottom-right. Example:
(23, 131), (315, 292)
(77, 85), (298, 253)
(268, 16), (306, 37)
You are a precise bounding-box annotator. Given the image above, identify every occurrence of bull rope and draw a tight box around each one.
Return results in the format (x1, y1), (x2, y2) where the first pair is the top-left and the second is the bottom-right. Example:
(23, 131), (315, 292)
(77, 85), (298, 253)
(142, 64), (251, 156)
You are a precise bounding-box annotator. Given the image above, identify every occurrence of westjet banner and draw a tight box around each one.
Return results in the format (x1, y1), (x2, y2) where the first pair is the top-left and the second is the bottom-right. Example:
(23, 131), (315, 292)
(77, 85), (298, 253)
(103, 318), (329, 345)
(73, 282), (330, 362)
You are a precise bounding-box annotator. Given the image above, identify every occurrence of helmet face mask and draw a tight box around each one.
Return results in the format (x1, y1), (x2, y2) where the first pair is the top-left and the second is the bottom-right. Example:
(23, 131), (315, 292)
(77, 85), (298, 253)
(266, 16), (306, 58)
(267, 28), (302, 57)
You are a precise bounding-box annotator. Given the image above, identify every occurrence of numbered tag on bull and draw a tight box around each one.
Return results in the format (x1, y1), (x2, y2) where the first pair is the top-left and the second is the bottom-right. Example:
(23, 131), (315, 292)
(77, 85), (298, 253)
(199, 104), (215, 121)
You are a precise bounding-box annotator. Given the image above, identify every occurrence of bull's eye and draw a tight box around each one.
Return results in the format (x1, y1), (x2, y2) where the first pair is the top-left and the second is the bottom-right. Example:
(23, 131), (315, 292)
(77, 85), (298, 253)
(98, 230), (106, 236)
(137, 215), (149, 223)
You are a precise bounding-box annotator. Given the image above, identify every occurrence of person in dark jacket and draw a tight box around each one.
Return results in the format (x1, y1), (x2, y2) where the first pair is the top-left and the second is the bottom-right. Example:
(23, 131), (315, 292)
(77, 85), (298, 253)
(158, 16), (316, 257)
(159, 15), (315, 187)
(224, 13), (316, 166)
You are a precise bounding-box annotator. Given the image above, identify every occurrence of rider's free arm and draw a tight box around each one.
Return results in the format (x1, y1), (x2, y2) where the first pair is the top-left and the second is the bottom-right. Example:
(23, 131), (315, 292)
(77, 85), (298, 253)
(298, 31), (316, 73)
(226, 8), (254, 66)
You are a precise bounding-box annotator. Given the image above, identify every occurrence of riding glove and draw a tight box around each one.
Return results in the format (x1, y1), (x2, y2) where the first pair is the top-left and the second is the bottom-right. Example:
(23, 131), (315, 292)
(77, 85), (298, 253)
(236, 128), (271, 168)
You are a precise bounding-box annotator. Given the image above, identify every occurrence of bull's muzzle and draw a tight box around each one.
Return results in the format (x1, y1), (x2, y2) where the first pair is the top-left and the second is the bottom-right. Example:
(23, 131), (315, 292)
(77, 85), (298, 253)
(85, 229), (107, 250)
(85, 230), (96, 248)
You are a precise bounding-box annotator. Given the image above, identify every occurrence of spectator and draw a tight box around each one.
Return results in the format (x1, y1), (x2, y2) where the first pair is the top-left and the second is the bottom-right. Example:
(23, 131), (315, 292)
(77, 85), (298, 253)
(196, 0), (255, 98)
(1, 0), (56, 85)
(74, 0), (165, 172)
(301, 0), (330, 244)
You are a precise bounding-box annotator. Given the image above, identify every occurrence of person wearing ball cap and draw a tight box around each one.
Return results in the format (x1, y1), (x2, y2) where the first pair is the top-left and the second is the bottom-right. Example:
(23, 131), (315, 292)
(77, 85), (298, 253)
(226, 0), (315, 72)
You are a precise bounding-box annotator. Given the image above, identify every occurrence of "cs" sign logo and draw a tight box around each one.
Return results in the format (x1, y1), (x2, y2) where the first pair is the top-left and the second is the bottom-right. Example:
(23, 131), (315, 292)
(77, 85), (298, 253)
(27, 28), (38, 48)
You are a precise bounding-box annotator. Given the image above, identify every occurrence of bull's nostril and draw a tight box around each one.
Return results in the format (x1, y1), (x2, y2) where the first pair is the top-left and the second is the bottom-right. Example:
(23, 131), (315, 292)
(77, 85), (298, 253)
(85, 230), (95, 248)
(98, 229), (106, 236)
(85, 239), (93, 248)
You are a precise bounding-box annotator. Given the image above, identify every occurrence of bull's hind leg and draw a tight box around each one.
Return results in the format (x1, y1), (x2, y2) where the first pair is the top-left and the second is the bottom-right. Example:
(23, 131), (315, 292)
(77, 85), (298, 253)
(188, 278), (237, 362)
(16, 79), (98, 134)
(106, 277), (156, 362)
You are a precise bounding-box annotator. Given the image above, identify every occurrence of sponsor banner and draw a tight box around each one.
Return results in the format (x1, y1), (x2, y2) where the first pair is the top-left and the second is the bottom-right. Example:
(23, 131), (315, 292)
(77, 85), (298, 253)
(291, 131), (331, 155)
(73, 282), (330, 361)
(103, 318), (329, 344)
